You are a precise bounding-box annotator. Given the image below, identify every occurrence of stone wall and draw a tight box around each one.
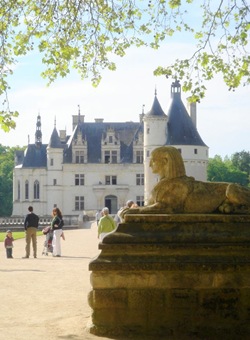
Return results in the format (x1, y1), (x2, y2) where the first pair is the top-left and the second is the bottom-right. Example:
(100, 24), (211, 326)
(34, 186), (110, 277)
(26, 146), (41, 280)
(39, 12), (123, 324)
(88, 214), (250, 338)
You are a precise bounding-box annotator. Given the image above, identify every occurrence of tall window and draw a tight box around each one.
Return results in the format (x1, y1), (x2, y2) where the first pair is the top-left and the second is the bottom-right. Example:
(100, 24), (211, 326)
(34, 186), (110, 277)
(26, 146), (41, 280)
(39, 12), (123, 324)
(136, 150), (143, 164)
(104, 150), (117, 163)
(75, 196), (84, 210)
(105, 175), (117, 185)
(136, 174), (144, 185)
(111, 150), (117, 163)
(104, 150), (110, 163)
(76, 151), (84, 163)
(50, 158), (54, 166)
(34, 180), (40, 199)
(136, 196), (144, 207)
(75, 174), (85, 185)
(25, 180), (29, 199)
(17, 180), (20, 200)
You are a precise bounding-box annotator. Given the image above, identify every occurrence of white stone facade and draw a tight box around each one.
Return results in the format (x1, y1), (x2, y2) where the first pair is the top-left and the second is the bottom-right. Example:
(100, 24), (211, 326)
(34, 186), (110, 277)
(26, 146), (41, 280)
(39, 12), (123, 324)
(12, 82), (208, 219)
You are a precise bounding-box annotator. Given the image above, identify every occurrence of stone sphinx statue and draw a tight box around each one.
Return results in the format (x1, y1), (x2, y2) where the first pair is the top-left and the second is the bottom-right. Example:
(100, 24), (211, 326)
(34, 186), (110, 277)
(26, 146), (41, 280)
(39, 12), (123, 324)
(125, 146), (250, 216)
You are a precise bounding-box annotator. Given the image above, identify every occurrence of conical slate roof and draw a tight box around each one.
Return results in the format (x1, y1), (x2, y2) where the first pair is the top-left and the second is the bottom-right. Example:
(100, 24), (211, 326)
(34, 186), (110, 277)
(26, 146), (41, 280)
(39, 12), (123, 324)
(166, 81), (206, 146)
(146, 94), (166, 117)
(22, 144), (47, 167)
(48, 127), (64, 148)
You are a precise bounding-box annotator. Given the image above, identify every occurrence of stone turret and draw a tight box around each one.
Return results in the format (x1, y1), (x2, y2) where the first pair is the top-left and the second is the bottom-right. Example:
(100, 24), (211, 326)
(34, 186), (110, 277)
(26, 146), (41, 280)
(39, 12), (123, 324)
(143, 90), (168, 204)
(166, 80), (208, 181)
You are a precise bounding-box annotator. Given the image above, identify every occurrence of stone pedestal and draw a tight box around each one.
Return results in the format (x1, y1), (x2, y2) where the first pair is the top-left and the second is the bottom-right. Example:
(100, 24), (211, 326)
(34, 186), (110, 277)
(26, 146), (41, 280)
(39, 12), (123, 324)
(88, 214), (250, 338)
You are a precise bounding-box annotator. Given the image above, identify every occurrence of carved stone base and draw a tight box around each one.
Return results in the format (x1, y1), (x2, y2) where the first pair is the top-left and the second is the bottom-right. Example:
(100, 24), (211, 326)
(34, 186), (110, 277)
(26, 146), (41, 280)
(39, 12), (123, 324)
(88, 214), (250, 338)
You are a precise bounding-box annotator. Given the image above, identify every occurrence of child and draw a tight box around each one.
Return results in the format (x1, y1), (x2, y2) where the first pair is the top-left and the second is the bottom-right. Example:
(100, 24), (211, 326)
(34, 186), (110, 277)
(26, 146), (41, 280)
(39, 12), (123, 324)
(4, 230), (14, 258)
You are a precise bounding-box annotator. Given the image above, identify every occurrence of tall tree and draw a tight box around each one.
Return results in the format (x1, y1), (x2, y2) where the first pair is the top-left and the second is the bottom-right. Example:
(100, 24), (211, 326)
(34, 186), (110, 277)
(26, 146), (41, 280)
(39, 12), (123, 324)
(207, 154), (249, 186)
(0, 0), (249, 131)
(231, 150), (250, 177)
(0, 145), (24, 216)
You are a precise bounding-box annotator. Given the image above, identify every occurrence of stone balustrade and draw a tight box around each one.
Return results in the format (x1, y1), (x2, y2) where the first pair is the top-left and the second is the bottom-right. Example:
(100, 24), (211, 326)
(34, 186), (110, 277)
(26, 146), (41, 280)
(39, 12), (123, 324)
(0, 215), (85, 231)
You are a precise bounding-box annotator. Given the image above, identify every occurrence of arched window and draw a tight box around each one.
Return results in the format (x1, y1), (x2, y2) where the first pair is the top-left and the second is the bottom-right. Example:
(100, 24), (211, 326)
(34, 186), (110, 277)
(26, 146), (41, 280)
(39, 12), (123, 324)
(17, 180), (20, 200)
(34, 180), (40, 200)
(25, 180), (29, 200)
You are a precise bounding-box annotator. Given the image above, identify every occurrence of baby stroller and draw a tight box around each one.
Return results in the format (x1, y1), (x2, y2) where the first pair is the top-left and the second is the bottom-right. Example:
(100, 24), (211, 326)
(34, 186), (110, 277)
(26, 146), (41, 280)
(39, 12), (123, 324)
(42, 226), (53, 255)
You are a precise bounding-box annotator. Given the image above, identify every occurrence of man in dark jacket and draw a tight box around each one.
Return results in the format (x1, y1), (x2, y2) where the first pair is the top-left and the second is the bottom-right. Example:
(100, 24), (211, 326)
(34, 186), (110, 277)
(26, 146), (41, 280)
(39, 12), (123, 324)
(23, 206), (39, 258)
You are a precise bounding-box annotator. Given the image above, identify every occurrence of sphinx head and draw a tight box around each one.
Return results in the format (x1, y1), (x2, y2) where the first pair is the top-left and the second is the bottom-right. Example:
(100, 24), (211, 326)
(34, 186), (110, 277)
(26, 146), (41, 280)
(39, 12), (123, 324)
(150, 146), (186, 180)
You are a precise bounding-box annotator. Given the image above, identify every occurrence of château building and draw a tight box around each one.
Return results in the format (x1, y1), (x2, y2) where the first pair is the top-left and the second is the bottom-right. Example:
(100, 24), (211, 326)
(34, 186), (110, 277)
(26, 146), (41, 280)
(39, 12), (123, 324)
(12, 80), (208, 219)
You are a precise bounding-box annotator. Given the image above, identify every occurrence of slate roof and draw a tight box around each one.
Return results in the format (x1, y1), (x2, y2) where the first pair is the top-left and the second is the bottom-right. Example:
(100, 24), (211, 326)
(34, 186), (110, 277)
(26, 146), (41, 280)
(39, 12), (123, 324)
(146, 94), (166, 117)
(48, 127), (64, 148)
(64, 121), (143, 163)
(16, 81), (207, 168)
(165, 83), (207, 146)
(21, 144), (47, 168)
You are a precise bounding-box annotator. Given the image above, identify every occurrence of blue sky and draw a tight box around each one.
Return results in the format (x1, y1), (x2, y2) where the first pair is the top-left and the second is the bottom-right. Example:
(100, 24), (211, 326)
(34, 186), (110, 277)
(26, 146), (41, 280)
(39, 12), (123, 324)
(0, 41), (249, 158)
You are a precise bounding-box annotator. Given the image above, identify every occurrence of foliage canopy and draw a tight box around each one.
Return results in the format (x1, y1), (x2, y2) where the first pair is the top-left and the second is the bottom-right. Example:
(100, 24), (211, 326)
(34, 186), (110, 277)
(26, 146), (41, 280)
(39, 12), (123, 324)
(207, 153), (249, 187)
(0, 144), (25, 216)
(0, 0), (249, 130)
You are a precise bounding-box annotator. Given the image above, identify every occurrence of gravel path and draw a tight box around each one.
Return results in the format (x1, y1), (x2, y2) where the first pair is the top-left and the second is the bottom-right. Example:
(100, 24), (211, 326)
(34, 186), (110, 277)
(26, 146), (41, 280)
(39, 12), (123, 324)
(0, 222), (111, 340)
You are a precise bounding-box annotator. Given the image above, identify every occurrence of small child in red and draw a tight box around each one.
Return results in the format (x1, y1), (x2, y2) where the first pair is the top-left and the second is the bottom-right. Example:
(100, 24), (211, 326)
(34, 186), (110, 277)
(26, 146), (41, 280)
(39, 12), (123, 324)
(4, 230), (14, 258)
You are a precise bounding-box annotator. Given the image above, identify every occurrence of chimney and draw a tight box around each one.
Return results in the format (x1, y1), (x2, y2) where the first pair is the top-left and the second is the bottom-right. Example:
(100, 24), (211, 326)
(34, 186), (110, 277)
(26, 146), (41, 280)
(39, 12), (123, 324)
(72, 114), (85, 131)
(187, 101), (197, 127)
(95, 118), (104, 123)
(59, 130), (67, 142)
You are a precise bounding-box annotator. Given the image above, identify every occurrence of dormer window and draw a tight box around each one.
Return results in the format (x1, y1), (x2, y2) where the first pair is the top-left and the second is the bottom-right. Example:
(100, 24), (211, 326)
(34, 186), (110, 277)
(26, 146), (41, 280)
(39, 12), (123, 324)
(105, 151), (110, 163)
(76, 151), (84, 163)
(133, 131), (143, 163)
(101, 127), (120, 163)
(104, 150), (117, 163)
(72, 130), (88, 163)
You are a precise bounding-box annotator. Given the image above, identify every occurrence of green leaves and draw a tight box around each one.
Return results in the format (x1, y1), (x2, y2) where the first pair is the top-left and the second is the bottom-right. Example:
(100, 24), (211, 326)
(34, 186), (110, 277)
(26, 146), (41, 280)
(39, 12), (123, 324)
(208, 153), (249, 187)
(0, 144), (25, 216)
(0, 111), (18, 132)
(0, 0), (249, 129)
(168, 0), (181, 8)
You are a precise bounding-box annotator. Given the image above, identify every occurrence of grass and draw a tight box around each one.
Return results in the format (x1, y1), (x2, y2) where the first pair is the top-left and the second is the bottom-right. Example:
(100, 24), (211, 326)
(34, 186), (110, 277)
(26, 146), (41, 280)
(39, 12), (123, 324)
(0, 231), (43, 242)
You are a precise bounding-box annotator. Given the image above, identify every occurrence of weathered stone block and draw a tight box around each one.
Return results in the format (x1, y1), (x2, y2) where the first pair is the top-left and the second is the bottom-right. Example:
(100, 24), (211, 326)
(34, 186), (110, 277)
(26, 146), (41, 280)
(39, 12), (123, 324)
(88, 214), (250, 338)
(90, 288), (127, 309)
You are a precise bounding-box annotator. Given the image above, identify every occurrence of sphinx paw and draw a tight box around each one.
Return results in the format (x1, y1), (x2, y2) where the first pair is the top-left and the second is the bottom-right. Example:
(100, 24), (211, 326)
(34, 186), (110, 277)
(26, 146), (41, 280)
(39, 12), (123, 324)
(218, 203), (234, 214)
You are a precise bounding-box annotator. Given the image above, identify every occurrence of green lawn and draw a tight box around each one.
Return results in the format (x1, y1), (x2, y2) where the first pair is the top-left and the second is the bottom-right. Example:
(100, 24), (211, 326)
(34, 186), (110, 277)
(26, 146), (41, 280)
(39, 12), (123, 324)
(0, 231), (43, 242)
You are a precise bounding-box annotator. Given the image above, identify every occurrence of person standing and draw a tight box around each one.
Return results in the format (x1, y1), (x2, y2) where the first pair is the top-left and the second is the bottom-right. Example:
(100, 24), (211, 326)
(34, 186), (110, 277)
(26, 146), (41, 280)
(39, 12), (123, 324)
(98, 207), (116, 241)
(4, 230), (14, 258)
(51, 207), (64, 257)
(23, 206), (39, 258)
(95, 210), (102, 225)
